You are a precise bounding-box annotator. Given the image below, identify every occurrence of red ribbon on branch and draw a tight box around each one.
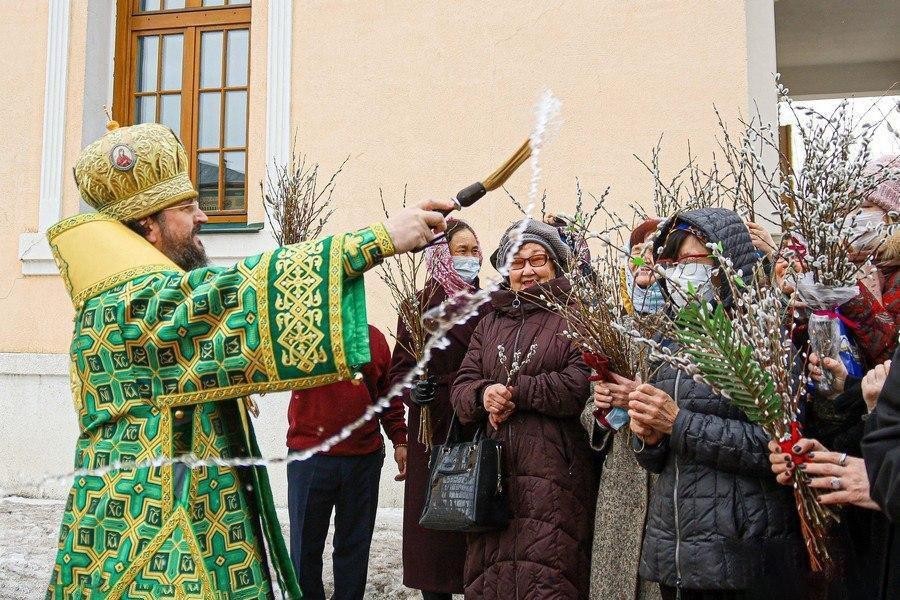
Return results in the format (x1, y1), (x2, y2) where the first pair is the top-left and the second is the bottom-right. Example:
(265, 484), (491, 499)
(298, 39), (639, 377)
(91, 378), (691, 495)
(778, 420), (809, 465)
(583, 352), (614, 428)
(582, 352), (610, 383)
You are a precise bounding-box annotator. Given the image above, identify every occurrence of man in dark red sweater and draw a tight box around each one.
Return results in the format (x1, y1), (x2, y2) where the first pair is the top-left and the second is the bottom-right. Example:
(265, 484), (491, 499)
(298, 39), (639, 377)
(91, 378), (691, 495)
(286, 325), (408, 600)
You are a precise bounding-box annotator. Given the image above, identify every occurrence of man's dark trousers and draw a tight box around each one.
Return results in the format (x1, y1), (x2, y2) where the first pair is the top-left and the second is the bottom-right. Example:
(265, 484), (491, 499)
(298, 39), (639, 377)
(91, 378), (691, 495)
(287, 449), (384, 600)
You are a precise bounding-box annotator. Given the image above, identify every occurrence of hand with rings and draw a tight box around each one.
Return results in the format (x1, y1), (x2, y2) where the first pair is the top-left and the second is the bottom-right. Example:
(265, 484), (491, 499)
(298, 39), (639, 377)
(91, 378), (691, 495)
(768, 437), (878, 510)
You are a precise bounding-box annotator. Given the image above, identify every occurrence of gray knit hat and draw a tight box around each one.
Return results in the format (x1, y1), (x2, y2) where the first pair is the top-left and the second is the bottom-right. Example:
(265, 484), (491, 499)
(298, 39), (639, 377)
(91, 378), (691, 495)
(490, 218), (575, 273)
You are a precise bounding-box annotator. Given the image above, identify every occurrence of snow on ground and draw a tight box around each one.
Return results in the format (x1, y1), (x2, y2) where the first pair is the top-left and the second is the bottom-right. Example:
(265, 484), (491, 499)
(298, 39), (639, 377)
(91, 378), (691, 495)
(0, 496), (458, 599)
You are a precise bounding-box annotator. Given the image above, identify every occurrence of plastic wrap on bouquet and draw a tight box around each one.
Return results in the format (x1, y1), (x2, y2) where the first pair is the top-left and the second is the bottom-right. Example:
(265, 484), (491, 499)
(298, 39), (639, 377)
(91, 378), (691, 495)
(797, 278), (864, 395)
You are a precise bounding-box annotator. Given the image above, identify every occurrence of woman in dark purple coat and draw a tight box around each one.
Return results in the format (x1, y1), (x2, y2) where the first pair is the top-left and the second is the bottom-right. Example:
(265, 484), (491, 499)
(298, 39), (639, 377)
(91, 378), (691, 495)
(389, 219), (492, 600)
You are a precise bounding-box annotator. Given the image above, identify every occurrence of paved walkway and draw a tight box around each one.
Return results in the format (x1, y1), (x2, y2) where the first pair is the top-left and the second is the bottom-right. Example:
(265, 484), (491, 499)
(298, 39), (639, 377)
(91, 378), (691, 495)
(0, 496), (450, 599)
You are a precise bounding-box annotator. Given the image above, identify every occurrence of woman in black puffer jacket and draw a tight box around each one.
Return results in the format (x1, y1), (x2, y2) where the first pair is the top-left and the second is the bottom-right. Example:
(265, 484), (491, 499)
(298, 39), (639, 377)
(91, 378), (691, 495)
(627, 208), (809, 600)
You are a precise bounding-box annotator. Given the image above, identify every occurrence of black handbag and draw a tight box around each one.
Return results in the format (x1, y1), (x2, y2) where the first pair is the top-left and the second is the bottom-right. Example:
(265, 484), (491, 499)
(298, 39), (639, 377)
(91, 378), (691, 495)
(418, 413), (509, 532)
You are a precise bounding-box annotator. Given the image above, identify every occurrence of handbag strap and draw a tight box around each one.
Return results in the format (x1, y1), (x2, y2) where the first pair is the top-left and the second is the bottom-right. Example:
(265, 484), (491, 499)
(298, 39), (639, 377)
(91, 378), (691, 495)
(440, 411), (486, 445)
(443, 411), (462, 445)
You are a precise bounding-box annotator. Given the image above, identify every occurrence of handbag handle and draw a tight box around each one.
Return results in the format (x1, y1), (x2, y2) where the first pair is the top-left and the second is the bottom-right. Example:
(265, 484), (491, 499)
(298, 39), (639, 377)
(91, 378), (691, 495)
(440, 411), (487, 452)
(442, 412), (462, 447)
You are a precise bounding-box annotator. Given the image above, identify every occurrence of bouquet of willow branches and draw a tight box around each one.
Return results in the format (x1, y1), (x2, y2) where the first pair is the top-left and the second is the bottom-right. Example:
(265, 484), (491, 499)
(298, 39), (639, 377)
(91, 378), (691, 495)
(378, 187), (438, 449)
(540, 189), (664, 434)
(773, 88), (899, 392)
(550, 248), (648, 379)
(261, 149), (346, 246)
(619, 244), (837, 572)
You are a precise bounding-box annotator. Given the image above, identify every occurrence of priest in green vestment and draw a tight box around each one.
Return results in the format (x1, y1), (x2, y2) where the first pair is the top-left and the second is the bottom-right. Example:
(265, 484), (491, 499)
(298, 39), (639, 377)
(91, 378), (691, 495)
(45, 121), (451, 599)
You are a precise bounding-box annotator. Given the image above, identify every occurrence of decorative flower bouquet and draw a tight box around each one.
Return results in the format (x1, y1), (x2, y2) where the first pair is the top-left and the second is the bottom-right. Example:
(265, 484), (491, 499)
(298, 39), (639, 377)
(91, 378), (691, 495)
(620, 244), (837, 572)
(775, 90), (898, 393)
(378, 188), (439, 449)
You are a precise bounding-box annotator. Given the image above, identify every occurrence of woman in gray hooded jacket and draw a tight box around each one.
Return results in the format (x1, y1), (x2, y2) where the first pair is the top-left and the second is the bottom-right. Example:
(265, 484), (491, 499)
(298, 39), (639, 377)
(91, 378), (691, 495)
(626, 208), (808, 600)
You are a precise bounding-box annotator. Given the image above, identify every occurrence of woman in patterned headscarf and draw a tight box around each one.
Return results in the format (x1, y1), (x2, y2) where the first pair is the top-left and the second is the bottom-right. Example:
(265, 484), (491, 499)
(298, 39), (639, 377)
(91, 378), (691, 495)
(389, 218), (493, 600)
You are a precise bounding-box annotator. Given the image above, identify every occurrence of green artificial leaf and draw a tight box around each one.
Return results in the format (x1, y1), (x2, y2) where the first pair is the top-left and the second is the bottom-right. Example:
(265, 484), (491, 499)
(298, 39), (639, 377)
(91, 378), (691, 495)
(733, 274), (746, 288)
(631, 256), (646, 268)
(674, 302), (782, 427)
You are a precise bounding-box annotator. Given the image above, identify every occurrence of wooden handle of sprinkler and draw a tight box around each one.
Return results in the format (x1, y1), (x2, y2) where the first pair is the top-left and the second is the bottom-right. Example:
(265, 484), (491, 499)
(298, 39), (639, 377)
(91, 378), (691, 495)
(413, 182), (487, 251)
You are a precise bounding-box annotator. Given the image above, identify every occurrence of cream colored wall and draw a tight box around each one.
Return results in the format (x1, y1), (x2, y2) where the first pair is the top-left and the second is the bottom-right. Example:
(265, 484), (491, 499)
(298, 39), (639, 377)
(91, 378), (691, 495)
(289, 0), (757, 338)
(0, 1), (74, 355)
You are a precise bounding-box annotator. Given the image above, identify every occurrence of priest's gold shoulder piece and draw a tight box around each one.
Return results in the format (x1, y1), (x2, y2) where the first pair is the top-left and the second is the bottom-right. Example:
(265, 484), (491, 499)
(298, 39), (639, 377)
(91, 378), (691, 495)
(45, 122), (394, 599)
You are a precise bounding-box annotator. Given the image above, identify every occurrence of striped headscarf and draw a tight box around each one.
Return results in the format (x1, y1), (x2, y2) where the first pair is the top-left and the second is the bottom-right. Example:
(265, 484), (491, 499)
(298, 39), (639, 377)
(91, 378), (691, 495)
(425, 218), (483, 296)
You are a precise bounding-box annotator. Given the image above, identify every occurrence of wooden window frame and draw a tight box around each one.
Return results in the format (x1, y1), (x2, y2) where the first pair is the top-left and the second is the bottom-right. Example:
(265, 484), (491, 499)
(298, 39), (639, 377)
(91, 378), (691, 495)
(113, 0), (251, 223)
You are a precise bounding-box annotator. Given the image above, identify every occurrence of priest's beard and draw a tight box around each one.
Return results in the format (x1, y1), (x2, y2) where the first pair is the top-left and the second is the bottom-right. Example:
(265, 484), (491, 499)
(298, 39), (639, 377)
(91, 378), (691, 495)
(157, 215), (209, 271)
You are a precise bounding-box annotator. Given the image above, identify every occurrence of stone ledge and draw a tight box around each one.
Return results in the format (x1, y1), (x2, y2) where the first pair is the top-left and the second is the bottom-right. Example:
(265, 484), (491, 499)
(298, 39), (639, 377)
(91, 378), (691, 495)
(0, 353), (68, 377)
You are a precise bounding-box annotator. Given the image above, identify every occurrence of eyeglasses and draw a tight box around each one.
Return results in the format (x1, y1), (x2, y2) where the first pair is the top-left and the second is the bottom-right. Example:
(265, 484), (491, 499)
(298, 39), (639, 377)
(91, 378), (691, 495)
(163, 200), (201, 214)
(510, 254), (549, 270)
(656, 253), (711, 268)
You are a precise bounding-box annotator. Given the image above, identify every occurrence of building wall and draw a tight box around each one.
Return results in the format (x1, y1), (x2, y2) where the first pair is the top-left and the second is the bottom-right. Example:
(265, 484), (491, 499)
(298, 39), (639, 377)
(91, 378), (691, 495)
(288, 0), (760, 335)
(0, 0), (770, 508)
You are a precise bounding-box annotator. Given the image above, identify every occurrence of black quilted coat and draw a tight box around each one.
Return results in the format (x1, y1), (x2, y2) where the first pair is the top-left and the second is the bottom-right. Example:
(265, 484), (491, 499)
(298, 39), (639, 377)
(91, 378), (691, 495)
(451, 277), (595, 599)
(635, 209), (808, 595)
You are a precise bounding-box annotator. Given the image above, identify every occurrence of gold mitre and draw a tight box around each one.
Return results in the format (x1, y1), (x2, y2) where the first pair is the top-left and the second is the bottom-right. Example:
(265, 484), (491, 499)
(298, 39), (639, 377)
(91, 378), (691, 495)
(74, 121), (198, 222)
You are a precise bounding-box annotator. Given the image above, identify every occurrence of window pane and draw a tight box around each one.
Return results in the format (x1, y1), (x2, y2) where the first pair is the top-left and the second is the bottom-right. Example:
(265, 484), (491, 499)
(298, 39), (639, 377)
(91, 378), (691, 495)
(224, 91), (247, 148)
(223, 151), (246, 210)
(134, 95), (157, 124)
(200, 31), (223, 88)
(140, 0), (161, 10)
(163, 0), (185, 8)
(229, 0), (252, 4)
(226, 30), (249, 87)
(159, 94), (181, 133)
(198, 92), (221, 149)
(160, 35), (183, 91)
(136, 36), (159, 92)
(198, 152), (220, 212)
(203, 0), (226, 7)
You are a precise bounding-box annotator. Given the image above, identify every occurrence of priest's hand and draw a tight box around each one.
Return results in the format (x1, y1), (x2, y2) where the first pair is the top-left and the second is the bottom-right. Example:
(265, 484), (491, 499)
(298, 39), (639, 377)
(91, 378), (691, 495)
(383, 199), (454, 253)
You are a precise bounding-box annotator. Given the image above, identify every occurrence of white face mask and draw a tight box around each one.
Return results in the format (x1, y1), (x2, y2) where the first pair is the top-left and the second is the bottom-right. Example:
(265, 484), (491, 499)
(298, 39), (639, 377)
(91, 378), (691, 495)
(847, 210), (892, 253)
(663, 262), (715, 308)
(452, 256), (480, 282)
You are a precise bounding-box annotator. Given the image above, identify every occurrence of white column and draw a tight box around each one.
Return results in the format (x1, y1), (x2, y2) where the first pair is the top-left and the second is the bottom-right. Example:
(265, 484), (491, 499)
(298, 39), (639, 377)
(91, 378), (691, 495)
(266, 0), (293, 167)
(744, 0), (779, 220)
(38, 0), (72, 231)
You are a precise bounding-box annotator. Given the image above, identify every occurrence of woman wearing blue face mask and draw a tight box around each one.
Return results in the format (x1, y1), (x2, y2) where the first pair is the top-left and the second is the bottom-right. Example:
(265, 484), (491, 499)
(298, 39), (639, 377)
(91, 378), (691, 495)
(388, 218), (492, 600)
(582, 217), (665, 600)
(628, 208), (809, 600)
(623, 218), (666, 316)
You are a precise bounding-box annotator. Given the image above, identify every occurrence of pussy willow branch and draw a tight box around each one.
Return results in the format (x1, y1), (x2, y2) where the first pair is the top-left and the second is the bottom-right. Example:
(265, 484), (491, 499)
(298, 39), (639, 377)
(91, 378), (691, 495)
(378, 186), (435, 362)
(774, 84), (899, 287)
(261, 150), (345, 246)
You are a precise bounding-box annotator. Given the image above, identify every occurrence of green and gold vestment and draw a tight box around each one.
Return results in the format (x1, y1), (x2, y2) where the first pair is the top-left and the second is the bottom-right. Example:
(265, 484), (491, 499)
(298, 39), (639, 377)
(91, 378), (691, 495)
(46, 213), (394, 599)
